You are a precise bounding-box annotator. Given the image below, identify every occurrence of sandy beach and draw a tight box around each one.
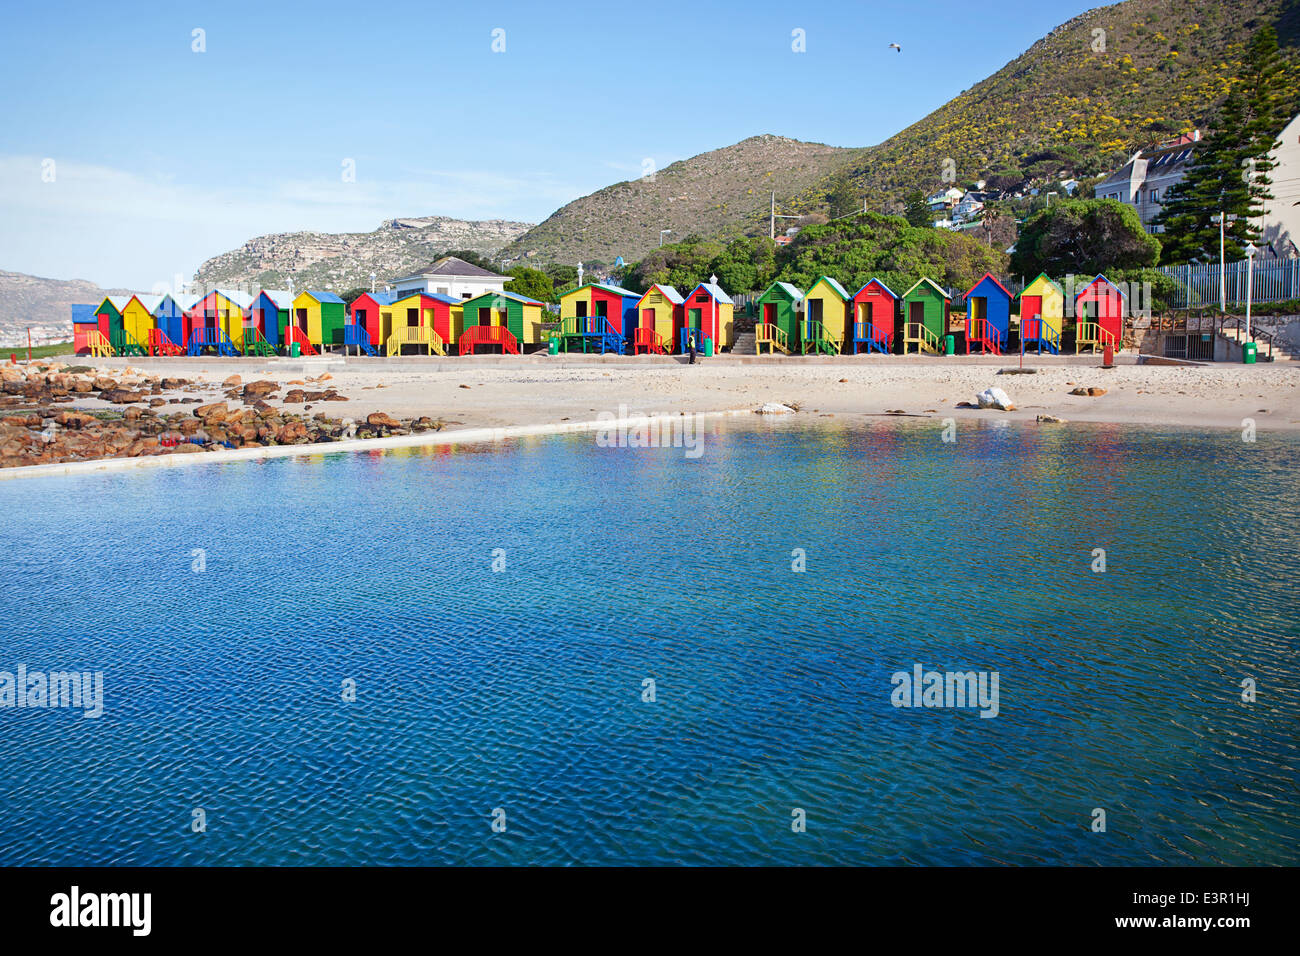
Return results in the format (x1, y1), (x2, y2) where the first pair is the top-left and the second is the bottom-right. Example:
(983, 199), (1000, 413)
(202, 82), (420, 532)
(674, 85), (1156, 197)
(59, 352), (1300, 432)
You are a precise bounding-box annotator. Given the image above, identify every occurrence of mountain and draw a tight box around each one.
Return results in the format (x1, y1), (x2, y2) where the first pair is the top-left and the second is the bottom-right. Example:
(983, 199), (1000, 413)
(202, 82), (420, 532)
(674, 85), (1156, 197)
(498, 135), (865, 269)
(193, 215), (533, 291)
(501, 0), (1300, 266)
(789, 0), (1300, 214)
(0, 270), (139, 348)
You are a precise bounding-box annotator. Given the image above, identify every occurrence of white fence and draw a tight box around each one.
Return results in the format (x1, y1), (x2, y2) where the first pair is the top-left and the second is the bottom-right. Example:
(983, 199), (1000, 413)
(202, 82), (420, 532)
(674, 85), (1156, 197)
(1157, 258), (1300, 308)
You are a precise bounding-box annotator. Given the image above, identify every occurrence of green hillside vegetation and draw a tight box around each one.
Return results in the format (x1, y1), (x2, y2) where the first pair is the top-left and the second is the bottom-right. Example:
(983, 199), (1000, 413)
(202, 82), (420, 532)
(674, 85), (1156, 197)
(626, 214), (1007, 297)
(787, 0), (1300, 218)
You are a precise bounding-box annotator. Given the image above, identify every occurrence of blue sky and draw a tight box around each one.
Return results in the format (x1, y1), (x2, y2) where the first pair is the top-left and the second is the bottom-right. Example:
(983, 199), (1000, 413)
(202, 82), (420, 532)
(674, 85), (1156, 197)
(0, 0), (1098, 288)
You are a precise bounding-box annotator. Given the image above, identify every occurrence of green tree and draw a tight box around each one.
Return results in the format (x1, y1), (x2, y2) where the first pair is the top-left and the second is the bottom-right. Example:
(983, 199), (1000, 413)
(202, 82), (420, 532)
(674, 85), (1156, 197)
(340, 288), (370, 307)
(825, 173), (860, 219)
(1155, 27), (1291, 263)
(903, 190), (932, 228)
(1011, 198), (1160, 276)
(504, 267), (556, 302)
(708, 236), (777, 293)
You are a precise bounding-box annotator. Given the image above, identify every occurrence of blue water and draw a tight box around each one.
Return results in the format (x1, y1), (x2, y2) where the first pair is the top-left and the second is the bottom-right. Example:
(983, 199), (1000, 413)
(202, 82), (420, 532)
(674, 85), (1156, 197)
(1, 419), (1297, 866)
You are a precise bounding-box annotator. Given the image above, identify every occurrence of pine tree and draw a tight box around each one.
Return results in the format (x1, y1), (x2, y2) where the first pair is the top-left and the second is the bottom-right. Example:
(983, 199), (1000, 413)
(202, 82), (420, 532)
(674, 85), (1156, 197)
(1154, 27), (1290, 264)
(903, 190), (932, 227)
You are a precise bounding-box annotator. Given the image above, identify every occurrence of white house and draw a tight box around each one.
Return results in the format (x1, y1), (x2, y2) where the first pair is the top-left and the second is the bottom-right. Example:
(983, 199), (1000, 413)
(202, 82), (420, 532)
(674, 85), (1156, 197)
(1094, 130), (1200, 233)
(1260, 112), (1300, 258)
(927, 187), (963, 211)
(391, 256), (509, 300)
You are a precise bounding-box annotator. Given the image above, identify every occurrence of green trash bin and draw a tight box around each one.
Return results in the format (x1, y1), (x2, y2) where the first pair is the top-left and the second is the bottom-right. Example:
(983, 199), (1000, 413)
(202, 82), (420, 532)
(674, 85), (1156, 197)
(290, 342), (301, 357)
(704, 337), (714, 357)
(1243, 342), (1257, 364)
(944, 334), (955, 355)
(548, 335), (559, 355)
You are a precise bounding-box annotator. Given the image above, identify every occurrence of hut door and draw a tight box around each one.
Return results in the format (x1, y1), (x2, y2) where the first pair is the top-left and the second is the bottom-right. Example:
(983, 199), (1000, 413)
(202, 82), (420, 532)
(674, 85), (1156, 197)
(575, 301), (587, 318)
(763, 303), (776, 326)
(809, 299), (823, 327)
(909, 301), (924, 325)
(1021, 296), (1041, 338)
(296, 308), (308, 331)
(641, 308), (653, 329)
(407, 307), (419, 328)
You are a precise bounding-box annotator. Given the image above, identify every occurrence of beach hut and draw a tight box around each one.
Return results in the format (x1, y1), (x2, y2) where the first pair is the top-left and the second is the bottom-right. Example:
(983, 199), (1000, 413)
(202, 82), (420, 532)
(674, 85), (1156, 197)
(679, 280), (734, 354)
(94, 296), (129, 349)
(112, 295), (162, 355)
(71, 304), (100, 355)
(1017, 273), (1064, 354)
(634, 284), (683, 354)
(183, 290), (249, 355)
(246, 290), (293, 354)
(287, 290), (346, 352)
(899, 279), (949, 354)
(851, 278), (899, 354)
(558, 283), (640, 353)
(459, 291), (546, 354)
(346, 291), (395, 355)
(801, 276), (850, 355)
(150, 293), (194, 354)
(755, 281), (803, 354)
(963, 272), (1012, 354)
(381, 292), (461, 355)
(1074, 275), (1125, 353)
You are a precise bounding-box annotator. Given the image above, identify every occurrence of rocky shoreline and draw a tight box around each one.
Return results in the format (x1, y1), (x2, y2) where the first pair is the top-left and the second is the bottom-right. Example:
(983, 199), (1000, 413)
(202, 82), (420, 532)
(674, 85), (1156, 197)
(0, 362), (445, 469)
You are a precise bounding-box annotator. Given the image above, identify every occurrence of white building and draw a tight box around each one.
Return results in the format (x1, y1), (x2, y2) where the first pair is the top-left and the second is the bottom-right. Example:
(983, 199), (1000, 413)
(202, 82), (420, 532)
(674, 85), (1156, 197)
(391, 256), (509, 300)
(1094, 131), (1200, 233)
(1260, 112), (1300, 258)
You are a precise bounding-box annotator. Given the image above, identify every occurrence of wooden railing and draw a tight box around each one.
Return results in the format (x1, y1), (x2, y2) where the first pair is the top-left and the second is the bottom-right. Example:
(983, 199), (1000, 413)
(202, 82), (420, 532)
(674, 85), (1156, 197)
(1075, 321), (1118, 354)
(903, 322), (940, 354)
(283, 326), (318, 355)
(83, 330), (115, 357)
(967, 317), (1003, 355)
(801, 319), (842, 355)
(146, 328), (184, 356)
(459, 324), (519, 355)
(633, 327), (666, 354)
(385, 325), (446, 357)
(755, 322), (789, 354)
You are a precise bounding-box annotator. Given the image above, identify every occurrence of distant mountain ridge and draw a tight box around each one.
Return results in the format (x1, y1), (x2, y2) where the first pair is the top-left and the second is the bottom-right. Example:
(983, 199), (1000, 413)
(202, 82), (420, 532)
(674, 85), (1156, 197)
(193, 215), (533, 291)
(0, 270), (139, 347)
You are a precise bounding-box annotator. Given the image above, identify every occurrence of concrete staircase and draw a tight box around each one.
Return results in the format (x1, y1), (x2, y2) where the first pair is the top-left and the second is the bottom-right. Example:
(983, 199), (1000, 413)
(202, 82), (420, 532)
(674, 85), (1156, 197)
(730, 331), (757, 355)
(1219, 324), (1295, 362)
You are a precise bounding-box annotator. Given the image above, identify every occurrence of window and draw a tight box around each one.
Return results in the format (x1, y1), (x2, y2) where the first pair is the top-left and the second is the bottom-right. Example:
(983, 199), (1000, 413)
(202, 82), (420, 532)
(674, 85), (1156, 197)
(1150, 189), (1159, 203)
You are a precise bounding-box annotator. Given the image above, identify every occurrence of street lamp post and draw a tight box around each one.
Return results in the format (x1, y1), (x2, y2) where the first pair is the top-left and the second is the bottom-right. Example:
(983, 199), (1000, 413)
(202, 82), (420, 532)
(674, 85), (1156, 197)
(370, 272), (376, 294)
(1210, 213), (1238, 312)
(1244, 242), (1256, 345)
(659, 229), (672, 247)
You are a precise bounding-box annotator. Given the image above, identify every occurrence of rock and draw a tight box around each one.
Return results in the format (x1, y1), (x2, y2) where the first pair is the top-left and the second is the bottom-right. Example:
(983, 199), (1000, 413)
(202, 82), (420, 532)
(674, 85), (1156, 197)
(222, 374), (242, 387)
(1070, 386), (1107, 397)
(283, 389), (306, 403)
(168, 442), (207, 455)
(124, 406), (143, 421)
(241, 380), (279, 400)
(92, 376), (117, 391)
(976, 387), (1015, 411)
(1036, 414), (1068, 424)
(100, 389), (148, 404)
(194, 401), (228, 420)
(367, 412), (401, 429)
(755, 403), (795, 415)
(56, 411), (97, 429)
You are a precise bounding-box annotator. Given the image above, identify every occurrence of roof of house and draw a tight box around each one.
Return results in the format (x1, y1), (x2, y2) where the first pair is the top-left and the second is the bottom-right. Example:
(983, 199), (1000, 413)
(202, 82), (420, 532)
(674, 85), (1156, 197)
(159, 292), (202, 312)
(396, 255), (506, 281)
(808, 276), (850, 299)
(761, 281), (804, 302)
(902, 277), (950, 300)
(964, 272), (1012, 300)
(391, 291), (462, 306)
(1019, 273), (1064, 296)
(1075, 274), (1127, 300)
(254, 289), (296, 309)
(71, 304), (98, 324)
(854, 278), (900, 300)
(464, 290), (544, 306)
(687, 282), (733, 304)
(303, 290), (345, 304)
(639, 284), (685, 305)
(210, 289), (254, 309)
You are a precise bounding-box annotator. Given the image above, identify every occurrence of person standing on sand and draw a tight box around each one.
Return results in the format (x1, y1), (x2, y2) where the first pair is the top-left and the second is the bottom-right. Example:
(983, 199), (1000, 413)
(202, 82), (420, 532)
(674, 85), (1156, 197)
(688, 337), (697, 365)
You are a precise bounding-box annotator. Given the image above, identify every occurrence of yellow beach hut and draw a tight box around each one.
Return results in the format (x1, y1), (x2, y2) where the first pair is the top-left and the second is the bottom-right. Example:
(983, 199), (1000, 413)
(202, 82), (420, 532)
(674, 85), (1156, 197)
(1017, 273), (1064, 354)
(634, 284), (683, 353)
(288, 290), (346, 351)
(116, 294), (163, 355)
(801, 276), (850, 355)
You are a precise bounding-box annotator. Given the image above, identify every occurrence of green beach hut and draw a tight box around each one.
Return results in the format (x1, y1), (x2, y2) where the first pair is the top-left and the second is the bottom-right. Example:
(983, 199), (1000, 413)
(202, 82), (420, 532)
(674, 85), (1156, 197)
(900, 278), (950, 354)
(756, 281), (803, 354)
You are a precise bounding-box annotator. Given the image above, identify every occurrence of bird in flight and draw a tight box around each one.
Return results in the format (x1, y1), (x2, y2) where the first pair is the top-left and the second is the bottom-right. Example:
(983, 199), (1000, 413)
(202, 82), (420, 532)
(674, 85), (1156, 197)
(889, 42), (902, 52)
